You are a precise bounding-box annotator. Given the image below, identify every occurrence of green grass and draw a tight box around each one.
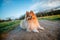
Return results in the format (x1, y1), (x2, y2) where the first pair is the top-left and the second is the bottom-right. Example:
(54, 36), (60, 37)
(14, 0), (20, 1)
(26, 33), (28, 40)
(0, 20), (21, 34)
(38, 15), (60, 21)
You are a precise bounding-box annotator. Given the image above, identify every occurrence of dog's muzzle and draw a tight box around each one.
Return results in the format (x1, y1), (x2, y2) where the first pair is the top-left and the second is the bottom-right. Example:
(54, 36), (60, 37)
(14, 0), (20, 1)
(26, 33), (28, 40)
(27, 16), (32, 20)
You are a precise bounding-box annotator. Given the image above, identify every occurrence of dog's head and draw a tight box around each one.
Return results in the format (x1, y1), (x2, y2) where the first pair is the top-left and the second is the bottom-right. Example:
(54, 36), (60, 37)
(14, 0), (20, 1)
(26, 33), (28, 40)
(25, 11), (36, 20)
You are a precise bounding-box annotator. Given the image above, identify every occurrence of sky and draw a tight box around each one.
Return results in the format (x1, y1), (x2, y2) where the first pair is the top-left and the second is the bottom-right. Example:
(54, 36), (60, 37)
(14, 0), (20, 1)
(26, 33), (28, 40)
(0, 0), (60, 19)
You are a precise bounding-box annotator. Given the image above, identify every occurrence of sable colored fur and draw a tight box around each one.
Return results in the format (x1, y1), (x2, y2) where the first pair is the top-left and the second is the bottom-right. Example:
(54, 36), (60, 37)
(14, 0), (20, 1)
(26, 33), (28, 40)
(20, 11), (44, 32)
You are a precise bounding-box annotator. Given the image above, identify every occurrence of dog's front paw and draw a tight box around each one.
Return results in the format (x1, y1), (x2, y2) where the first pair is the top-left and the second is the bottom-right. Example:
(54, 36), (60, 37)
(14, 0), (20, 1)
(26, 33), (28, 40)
(33, 29), (39, 33)
(26, 29), (31, 32)
(39, 26), (45, 30)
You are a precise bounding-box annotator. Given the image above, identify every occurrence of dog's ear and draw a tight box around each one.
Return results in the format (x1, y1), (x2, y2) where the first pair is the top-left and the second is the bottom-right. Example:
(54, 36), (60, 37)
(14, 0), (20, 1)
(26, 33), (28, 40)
(30, 10), (35, 15)
(26, 11), (29, 15)
(25, 11), (30, 18)
(30, 10), (34, 13)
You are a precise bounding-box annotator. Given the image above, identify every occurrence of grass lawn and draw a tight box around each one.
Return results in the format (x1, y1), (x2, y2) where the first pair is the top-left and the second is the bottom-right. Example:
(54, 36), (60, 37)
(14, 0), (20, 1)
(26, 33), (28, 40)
(38, 15), (60, 21)
(0, 20), (21, 34)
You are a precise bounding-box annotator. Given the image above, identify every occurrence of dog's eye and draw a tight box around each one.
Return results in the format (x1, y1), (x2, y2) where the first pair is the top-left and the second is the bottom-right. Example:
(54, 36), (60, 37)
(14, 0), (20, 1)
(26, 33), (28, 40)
(27, 15), (29, 17)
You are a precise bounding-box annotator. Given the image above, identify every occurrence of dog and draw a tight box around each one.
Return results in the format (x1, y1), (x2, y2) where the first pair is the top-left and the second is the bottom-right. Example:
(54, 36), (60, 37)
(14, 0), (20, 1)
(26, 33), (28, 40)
(20, 11), (44, 32)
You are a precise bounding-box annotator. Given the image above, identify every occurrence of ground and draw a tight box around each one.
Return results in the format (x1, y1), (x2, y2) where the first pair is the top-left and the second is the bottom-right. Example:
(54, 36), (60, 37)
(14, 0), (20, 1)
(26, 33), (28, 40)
(1, 20), (60, 40)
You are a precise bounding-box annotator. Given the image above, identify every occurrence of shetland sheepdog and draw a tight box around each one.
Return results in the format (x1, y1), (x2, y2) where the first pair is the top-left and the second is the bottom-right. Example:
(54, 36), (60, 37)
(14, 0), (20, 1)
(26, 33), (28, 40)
(20, 11), (44, 32)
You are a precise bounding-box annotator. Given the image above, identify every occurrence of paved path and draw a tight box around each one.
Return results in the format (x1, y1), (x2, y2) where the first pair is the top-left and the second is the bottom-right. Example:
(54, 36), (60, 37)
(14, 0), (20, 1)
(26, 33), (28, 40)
(1, 20), (60, 40)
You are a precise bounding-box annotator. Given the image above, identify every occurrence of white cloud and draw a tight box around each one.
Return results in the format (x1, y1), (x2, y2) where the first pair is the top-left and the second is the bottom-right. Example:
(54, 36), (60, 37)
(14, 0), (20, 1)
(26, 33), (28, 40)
(29, 0), (60, 12)
(29, 2), (40, 10)
(29, 2), (44, 12)
(42, 1), (60, 8)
